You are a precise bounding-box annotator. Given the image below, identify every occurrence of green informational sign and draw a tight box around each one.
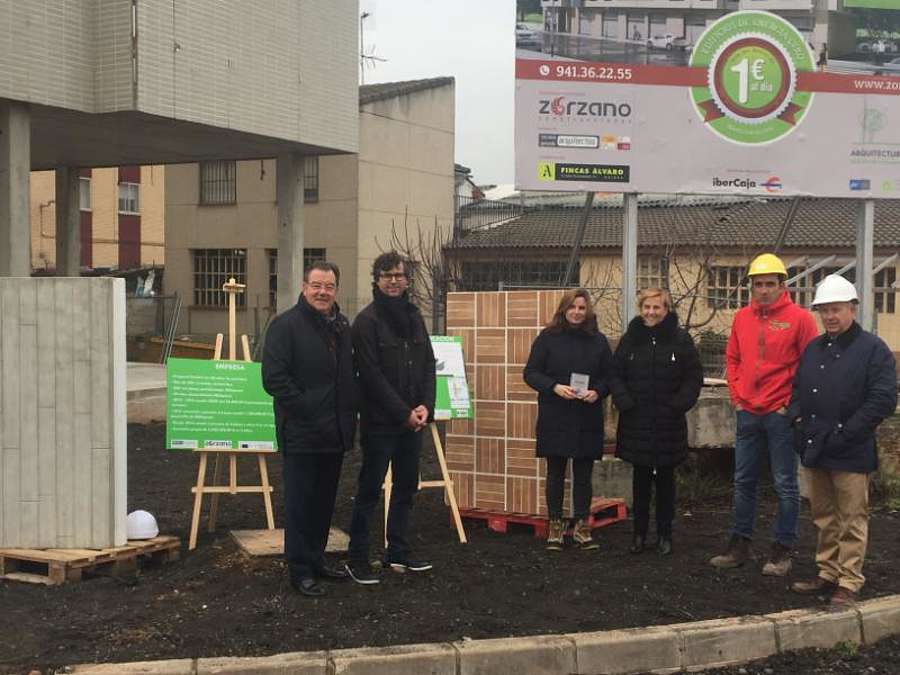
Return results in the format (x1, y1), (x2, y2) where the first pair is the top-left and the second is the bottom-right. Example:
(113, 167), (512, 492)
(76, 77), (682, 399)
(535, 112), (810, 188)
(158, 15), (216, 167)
(844, 0), (899, 8)
(166, 358), (277, 451)
(431, 336), (473, 420)
(690, 11), (815, 146)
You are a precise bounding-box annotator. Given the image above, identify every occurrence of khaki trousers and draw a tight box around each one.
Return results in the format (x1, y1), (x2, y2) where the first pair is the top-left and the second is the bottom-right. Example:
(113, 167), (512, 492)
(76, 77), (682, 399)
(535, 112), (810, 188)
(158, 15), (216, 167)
(806, 467), (870, 593)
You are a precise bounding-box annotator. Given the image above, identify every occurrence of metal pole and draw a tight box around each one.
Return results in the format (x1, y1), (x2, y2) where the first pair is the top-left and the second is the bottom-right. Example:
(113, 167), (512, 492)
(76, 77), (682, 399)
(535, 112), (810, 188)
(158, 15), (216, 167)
(562, 191), (594, 287)
(621, 193), (638, 334)
(856, 199), (875, 331)
(360, 12), (369, 84)
(773, 196), (802, 254)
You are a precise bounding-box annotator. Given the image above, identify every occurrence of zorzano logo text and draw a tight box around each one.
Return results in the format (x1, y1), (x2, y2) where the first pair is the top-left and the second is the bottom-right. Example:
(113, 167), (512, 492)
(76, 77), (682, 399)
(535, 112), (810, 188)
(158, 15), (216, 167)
(539, 96), (632, 118)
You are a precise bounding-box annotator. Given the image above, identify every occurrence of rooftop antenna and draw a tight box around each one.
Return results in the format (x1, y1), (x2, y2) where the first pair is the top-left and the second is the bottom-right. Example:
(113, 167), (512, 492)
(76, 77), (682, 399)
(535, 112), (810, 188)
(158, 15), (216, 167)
(360, 11), (387, 84)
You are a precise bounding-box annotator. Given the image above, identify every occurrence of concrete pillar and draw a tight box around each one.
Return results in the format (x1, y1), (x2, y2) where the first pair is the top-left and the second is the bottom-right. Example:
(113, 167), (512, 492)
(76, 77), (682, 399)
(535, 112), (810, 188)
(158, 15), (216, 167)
(275, 152), (304, 314)
(856, 199), (875, 332)
(55, 167), (81, 277)
(0, 102), (31, 277)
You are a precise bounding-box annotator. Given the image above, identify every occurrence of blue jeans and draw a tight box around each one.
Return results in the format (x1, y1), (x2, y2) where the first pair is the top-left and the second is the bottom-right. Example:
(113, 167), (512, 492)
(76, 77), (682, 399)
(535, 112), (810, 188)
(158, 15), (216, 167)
(732, 410), (799, 547)
(347, 430), (421, 563)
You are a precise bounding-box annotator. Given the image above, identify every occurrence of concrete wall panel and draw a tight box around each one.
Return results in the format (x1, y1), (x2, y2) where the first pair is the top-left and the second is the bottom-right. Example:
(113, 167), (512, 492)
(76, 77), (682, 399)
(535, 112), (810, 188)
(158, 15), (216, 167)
(136, 0), (358, 153)
(0, 278), (126, 548)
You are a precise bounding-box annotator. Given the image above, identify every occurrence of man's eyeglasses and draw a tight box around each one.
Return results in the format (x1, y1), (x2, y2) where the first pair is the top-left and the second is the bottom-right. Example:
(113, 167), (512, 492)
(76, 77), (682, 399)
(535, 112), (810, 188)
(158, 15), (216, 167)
(307, 282), (337, 292)
(379, 272), (407, 281)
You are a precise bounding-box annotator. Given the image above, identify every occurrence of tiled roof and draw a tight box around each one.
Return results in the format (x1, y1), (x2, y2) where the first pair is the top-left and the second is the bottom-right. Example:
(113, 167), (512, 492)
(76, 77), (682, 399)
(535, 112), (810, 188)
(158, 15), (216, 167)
(448, 198), (900, 251)
(359, 77), (454, 105)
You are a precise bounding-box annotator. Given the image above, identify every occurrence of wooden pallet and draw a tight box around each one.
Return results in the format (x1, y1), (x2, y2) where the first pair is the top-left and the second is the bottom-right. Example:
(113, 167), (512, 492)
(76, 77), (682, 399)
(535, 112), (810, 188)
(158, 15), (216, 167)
(460, 497), (627, 539)
(0, 535), (180, 586)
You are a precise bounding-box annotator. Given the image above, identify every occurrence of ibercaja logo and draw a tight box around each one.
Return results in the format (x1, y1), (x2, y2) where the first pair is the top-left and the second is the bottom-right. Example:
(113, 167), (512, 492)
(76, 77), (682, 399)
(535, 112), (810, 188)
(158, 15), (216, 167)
(689, 11), (815, 145)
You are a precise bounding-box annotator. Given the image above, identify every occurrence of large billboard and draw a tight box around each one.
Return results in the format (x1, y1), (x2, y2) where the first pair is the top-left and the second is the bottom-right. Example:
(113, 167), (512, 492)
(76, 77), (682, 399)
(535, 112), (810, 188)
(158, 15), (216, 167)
(515, 7), (900, 198)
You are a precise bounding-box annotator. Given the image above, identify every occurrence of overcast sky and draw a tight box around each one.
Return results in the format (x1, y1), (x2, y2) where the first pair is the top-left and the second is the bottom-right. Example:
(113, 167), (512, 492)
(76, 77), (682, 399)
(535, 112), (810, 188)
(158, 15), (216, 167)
(360, 0), (515, 186)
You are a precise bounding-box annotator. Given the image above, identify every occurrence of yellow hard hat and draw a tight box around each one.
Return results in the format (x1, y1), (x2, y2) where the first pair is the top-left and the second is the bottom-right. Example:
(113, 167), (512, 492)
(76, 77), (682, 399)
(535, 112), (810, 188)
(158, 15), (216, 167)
(747, 253), (787, 277)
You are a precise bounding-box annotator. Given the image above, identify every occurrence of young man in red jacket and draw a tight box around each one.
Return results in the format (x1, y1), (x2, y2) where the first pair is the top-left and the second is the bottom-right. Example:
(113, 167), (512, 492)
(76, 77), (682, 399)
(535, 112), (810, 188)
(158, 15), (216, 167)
(709, 253), (818, 576)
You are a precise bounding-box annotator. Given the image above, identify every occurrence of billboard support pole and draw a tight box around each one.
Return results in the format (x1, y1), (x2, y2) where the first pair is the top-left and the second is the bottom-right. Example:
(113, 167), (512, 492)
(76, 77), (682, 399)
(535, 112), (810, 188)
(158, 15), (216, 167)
(855, 199), (875, 332)
(562, 191), (594, 286)
(621, 192), (638, 334)
(773, 197), (802, 254)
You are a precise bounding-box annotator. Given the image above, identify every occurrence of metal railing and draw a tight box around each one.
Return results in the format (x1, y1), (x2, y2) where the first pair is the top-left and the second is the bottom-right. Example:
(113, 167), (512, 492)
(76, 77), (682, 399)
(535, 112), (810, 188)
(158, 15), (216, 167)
(454, 195), (523, 239)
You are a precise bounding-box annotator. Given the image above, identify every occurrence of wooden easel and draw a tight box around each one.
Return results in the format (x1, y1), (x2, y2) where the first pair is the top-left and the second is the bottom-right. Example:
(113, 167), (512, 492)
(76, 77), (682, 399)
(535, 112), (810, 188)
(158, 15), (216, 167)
(188, 277), (276, 550)
(384, 422), (467, 544)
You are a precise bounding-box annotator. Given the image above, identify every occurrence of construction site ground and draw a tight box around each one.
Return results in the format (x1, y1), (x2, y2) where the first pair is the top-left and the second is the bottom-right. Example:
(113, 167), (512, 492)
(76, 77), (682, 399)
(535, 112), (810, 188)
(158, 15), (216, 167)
(2, 422), (900, 674)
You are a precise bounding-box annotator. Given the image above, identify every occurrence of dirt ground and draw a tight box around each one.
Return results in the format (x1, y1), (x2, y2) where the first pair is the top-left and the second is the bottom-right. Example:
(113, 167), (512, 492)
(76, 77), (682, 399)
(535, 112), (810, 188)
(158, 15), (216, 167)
(2, 422), (900, 674)
(699, 634), (900, 675)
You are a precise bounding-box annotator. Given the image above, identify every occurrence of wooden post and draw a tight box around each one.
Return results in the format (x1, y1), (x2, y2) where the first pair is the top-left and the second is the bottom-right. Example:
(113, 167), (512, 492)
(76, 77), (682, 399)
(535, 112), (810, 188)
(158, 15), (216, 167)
(431, 424), (467, 543)
(382, 422), (467, 546)
(222, 277), (245, 360)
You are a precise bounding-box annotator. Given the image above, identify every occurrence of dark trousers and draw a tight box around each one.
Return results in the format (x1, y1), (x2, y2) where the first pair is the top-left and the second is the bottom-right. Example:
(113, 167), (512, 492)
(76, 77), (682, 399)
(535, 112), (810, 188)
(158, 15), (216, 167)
(546, 456), (594, 520)
(348, 430), (422, 562)
(632, 465), (676, 538)
(282, 451), (343, 580)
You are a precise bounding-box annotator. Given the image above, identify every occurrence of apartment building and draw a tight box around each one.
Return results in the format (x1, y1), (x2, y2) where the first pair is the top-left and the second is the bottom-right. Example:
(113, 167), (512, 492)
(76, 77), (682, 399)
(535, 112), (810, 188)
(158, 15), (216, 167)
(163, 78), (456, 339)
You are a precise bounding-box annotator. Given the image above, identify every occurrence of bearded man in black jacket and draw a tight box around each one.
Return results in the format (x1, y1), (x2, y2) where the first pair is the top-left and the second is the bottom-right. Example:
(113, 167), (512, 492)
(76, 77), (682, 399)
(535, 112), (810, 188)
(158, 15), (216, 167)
(345, 251), (436, 585)
(261, 262), (356, 597)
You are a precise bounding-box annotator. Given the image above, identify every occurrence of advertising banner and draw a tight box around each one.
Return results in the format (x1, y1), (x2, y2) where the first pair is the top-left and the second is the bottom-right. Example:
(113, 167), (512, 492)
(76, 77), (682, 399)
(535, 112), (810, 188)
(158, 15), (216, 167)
(431, 336), (473, 420)
(516, 9), (900, 198)
(844, 0), (899, 8)
(166, 358), (277, 451)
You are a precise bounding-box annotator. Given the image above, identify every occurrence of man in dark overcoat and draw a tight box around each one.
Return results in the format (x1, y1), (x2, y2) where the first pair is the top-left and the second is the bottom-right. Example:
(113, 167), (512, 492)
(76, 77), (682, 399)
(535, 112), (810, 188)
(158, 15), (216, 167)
(788, 274), (897, 606)
(262, 261), (356, 597)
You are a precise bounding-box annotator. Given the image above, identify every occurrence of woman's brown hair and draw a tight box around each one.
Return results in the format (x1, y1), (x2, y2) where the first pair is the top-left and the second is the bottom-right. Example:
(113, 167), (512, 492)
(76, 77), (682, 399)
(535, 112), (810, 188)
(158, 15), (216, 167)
(545, 288), (599, 334)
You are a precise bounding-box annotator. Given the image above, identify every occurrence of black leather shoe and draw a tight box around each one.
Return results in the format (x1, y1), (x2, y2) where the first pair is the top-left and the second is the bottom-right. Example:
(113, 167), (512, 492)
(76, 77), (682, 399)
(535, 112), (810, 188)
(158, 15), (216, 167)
(657, 536), (673, 556)
(291, 577), (325, 597)
(317, 565), (348, 580)
(629, 535), (645, 554)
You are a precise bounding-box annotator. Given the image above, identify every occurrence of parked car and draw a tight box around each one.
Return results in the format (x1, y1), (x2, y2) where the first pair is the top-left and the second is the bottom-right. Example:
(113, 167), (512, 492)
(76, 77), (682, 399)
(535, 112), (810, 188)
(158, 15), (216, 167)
(874, 56), (900, 75)
(859, 40), (898, 54)
(516, 23), (541, 49)
(647, 33), (690, 51)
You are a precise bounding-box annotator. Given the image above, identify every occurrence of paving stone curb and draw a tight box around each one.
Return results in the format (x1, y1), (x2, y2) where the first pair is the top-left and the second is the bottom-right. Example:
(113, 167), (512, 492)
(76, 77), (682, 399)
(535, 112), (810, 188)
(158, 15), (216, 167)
(65, 594), (900, 674)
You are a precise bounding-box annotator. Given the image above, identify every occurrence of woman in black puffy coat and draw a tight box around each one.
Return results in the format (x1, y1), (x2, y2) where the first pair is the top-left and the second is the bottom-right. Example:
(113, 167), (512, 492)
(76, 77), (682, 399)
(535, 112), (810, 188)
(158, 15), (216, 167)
(609, 288), (703, 556)
(524, 289), (612, 552)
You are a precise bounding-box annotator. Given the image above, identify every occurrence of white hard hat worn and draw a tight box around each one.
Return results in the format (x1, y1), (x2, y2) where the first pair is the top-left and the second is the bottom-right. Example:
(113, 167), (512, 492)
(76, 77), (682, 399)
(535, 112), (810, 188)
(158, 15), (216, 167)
(126, 510), (159, 540)
(811, 274), (858, 307)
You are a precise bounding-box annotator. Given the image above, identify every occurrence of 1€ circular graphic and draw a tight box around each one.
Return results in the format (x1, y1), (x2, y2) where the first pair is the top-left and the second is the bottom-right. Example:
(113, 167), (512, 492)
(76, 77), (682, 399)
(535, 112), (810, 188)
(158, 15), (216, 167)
(690, 11), (814, 145)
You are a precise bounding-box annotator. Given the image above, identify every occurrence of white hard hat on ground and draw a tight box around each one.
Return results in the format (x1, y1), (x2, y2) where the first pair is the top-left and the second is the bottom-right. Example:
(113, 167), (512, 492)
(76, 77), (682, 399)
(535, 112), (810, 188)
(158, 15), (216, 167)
(126, 510), (159, 540)
(811, 274), (858, 307)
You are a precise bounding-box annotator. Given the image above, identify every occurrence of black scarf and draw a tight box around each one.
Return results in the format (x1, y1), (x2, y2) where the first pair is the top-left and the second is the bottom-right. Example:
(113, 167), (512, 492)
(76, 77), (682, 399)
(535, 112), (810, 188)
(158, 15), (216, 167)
(373, 286), (413, 338)
(625, 310), (680, 345)
(299, 295), (344, 348)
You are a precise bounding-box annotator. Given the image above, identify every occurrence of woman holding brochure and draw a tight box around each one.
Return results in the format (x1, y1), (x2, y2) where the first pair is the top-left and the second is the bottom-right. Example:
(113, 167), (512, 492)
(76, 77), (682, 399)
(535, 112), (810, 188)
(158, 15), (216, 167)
(608, 288), (703, 556)
(524, 289), (612, 552)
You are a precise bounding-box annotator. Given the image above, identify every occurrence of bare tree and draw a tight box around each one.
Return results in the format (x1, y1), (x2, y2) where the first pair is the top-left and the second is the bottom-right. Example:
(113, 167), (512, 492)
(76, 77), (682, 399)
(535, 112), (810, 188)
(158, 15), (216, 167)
(376, 207), (459, 333)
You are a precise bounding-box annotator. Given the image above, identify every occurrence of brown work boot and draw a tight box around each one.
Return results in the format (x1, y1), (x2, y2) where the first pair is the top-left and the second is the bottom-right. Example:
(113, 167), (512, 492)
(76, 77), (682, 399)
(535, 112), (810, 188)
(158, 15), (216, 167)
(761, 542), (793, 577)
(791, 576), (838, 595)
(709, 534), (750, 569)
(573, 519), (599, 550)
(830, 586), (859, 607)
(546, 519), (564, 552)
